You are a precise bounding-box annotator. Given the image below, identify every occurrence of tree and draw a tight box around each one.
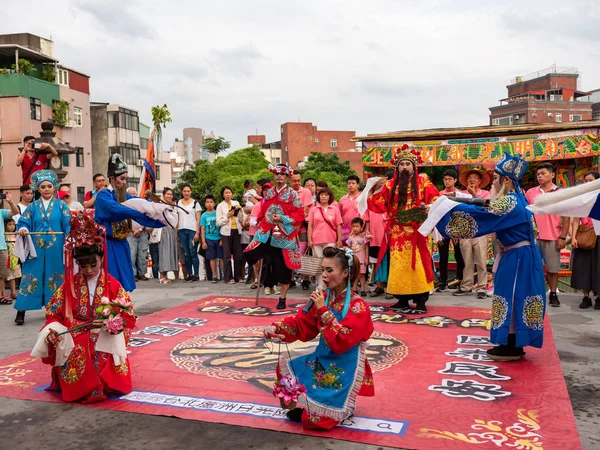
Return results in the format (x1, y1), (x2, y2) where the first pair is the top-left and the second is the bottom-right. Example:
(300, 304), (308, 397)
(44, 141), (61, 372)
(298, 152), (359, 201)
(151, 104), (172, 151)
(179, 146), (272, 202)
(204, 136), (231, 155)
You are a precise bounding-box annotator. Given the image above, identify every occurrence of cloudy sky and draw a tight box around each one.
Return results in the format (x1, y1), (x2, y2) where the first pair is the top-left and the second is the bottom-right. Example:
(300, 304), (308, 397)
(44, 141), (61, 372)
(3, 0), (599, 151)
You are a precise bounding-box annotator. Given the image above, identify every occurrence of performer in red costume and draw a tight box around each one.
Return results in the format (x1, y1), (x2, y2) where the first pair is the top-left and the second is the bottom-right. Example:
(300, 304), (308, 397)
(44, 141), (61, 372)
(244, 163), (305, 309)
(263, 247), (374, 430)
(31, 211), (136, 404)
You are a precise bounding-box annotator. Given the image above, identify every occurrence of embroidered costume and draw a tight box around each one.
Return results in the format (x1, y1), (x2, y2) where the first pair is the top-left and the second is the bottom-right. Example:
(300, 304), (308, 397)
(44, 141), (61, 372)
(33, 211), (136, 403)
(367, 146), (439, 303)
(14, 170), (71, 312)
(272, 290), (374, 429)
(424, 153), (546, 351)
(94, 154), (165, 292)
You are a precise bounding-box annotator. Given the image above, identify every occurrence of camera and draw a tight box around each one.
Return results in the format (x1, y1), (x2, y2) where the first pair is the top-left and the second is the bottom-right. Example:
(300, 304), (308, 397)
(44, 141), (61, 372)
(33, 143), (42, 150)
(0, 193), (6, 200)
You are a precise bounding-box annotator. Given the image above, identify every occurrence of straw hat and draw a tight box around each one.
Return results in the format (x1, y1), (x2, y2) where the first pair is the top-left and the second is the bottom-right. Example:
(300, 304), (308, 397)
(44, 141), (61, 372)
(459, 167), (491, 189)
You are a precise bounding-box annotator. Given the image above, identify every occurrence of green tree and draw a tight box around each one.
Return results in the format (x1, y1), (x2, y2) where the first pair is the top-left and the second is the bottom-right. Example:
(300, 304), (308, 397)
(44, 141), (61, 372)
(298, 152), (358, 201)
(204, 136), (231, 155)
(179, 146), (272, 202)
(151, 104), (172, 151)
(11, 58), (36, 75)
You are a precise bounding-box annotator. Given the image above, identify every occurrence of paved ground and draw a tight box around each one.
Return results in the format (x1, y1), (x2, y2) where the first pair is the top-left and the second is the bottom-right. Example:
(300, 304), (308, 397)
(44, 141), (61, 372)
(1, 280), (598, 450)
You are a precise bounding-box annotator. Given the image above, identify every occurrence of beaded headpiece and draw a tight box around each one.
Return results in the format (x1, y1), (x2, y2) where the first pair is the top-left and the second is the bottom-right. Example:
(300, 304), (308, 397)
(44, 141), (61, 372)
(495, 152), (528, 182)
(268, 163), (294, 176)
(30, 169), (60, 191)
(391, 144), (423, 166)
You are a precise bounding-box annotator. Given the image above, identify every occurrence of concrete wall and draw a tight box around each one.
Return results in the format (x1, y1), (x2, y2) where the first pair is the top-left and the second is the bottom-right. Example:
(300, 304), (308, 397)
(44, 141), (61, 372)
(90, 104), (108, 178)
(57, 85), (92, 196)
(183, 127), (203, 162)
(0, 73), (59, 107)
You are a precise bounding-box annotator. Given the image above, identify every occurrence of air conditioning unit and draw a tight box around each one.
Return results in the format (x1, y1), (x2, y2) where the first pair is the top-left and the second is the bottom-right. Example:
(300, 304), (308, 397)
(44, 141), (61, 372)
(547, 113), (553, 117)
(532, 112), (538, 117)
(136, 159), (144, 167)
(514, 115), (520, 119)
(63, 119), (77, 127)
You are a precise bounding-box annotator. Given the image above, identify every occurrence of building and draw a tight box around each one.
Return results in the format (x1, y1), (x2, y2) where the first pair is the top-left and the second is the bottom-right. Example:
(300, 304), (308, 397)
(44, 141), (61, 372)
(140, 121), (172, 193)
(357, 121), (600, 188)
(280, 122), (358, 173)
(581, 89), (600, 120)
(169, 139), (186, 183)
(90, 102), (142, 188)
(183, 127), (203, 164)
(489, 66), (593, 126)
(248, 134), (282, 164)
(0, 33), (92, 201)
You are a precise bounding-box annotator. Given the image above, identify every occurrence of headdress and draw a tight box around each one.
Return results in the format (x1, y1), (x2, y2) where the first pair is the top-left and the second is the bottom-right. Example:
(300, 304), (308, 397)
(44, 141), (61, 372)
(30, 169), (59, 191)
(268, 163), (294, 176)
(495, 152), (528, 182)
(391, 144), (423, 166)
(107, 153), (128, 179)
(63, 211), (109, 320)
(325, 248), (354, 320)
(459, 167), (491, 189)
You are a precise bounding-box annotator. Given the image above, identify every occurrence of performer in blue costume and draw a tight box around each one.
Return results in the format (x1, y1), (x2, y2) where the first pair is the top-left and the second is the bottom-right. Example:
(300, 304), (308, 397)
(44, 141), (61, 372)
(94, 154), (165, 292)
(14, 170), (71, 325)
(421, 153), (546, 361)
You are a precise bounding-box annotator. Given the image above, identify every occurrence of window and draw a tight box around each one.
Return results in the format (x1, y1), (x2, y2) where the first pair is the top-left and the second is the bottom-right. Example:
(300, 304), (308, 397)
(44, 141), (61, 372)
(76, 147), (84, 167)
(330, 139), (337, 148)
(56, 69), (69, 87)
(555, 113), (562, 123)
(62, 154), (70, 167)
(570, 114), (582, 122)
(155, 164), (160, 180)
(274, 157), (281, 164)
(117, 108), (139, 130)
(30, 97), (41, 120)
(74, 107), (82, 126)
(315, 138), (320, 143)
(77, 187), (85, 204)
(108, 112), (118, 128)
(593, 111), (600, 120)
(140, 138), (149, 150)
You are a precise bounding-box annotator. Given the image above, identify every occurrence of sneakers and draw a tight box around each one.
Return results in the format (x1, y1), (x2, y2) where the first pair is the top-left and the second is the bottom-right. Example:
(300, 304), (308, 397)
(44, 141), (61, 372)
(301, 280), (310, 290)
(477, 292), (487, 299)
(264, 287), (272, 295)
(212, 277), (219, 284)
(435, 284), (447, 293)
(580, 296), (592, 309)
(273, 286), (281, 295)
(452, 289), (472, 296)
(276, 297), (287, 310)
(548, 292), (560, 307)
(359, 291), (367, 297)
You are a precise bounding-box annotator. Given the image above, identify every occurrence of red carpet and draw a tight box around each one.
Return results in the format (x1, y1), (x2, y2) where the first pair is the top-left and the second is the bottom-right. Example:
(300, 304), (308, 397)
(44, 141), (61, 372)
(0, 296), (581, 449)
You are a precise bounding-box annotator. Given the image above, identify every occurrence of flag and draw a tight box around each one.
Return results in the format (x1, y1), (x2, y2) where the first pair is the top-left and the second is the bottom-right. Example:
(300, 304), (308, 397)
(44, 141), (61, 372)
(527, 178), (600, 234)
(138, 132), (156, 197)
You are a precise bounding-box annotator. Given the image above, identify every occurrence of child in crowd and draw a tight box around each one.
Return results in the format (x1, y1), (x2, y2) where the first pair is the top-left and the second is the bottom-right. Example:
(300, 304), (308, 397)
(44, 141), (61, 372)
(201, 195), (224, 283)
(346, 217), (369, 296)
(243, 180), (260, 206)
(2, 218), (20, 303)
(240, 205), (252, 282)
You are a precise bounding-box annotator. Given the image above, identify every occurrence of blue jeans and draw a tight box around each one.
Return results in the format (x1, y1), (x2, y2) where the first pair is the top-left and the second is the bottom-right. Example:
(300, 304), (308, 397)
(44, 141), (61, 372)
(178, 229), (199, 276)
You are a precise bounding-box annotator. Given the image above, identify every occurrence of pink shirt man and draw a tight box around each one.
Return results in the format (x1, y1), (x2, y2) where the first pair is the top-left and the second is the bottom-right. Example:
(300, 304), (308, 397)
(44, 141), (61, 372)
(293, 186), (314, 234)
(526, 184), (562, 241)
(307, 204), (342, 245)
(364, 209), (386, 249)
(460, 188), (491, 200)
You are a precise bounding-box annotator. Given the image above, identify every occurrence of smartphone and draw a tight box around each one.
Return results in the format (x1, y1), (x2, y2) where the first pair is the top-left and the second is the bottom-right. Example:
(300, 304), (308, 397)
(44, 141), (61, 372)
(33, 143), (42, 150)
(0, 193), (6, 200)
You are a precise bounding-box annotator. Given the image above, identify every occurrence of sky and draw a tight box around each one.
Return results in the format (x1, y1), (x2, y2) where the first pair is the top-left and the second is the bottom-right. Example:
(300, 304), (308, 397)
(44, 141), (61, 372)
(3, 0), (600, 151)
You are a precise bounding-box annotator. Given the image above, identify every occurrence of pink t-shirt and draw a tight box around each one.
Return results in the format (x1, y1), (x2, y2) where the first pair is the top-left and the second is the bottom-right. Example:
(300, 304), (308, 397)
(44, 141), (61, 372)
(526, 185), (562, 241)
(339, 193), (364, 229)
(364, 209), (385, 248)
(307, 204), (342, 245)
(249, 202), (262, 236)
(460, 188), (491, 200)
(293, 186), (314, 234)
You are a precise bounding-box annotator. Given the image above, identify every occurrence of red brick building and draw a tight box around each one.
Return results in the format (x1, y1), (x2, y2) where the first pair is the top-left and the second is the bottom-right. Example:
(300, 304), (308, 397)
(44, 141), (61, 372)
(279, 122), (360, 175)
(489, 67), (592, 126)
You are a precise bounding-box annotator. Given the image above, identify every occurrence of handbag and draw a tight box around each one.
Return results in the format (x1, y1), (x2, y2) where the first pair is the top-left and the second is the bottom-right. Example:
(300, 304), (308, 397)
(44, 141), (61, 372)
(298, 248), (323, 276)
(576, 225), (597, 250)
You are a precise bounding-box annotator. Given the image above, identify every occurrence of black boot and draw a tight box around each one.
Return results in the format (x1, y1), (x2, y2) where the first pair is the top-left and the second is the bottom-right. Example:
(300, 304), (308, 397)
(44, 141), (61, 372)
(548, 292), (560, 307)
(487, 334), (524, 361)
(390, 296), (411, 313)
(286, 407), (303, 423)
(276, 297), (287, 310)
(579, 296), (592, 309)
(15, 310), (25, 326)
